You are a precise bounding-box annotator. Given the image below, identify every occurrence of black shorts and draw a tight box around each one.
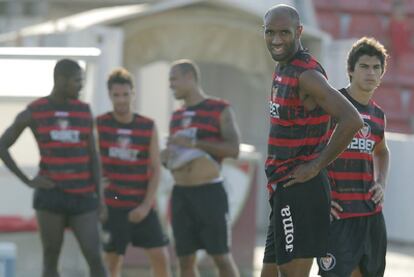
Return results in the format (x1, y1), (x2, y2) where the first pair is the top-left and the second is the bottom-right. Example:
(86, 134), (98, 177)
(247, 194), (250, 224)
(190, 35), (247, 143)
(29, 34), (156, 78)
(318, 212), (387, 277)
(171, 182), (230, 256)
(263, 171), (331, 265)
(102, 207), (169, 255)
(33, 188), (98, 216)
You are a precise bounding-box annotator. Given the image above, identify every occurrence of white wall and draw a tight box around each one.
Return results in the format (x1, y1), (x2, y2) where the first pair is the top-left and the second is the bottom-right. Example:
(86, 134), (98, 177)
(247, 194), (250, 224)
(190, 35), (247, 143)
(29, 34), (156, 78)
(383, 133), (414, 243)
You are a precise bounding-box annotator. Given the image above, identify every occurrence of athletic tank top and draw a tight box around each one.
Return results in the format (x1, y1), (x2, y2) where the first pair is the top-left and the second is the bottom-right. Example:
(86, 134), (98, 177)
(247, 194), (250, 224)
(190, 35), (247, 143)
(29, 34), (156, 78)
(169, 98), (228, 163)
(266, 49), (330, 193)
(328, 88), (385, 218)
(97, 113), (154, 209)
(28, 97), (95, 195)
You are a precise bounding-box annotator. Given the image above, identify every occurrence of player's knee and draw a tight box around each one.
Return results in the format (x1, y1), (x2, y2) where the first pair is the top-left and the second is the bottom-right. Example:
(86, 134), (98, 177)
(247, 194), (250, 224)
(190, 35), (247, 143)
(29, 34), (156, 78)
(178, 255), (196, 271)
(42, 244), (61, 262)
(212, 254), (234, 270)
(148, 248), (170, 267)
(105, 255), (122, 272)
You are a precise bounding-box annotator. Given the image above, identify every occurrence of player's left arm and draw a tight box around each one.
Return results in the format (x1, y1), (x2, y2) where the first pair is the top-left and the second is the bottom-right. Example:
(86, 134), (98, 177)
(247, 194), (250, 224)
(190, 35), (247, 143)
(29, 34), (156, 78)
(284, 70), (363, 187)
(129, 125), (161, 223)
(89, 120), (104, 207)
(195, 106), (241, 159)
(370, 138), (390, 205)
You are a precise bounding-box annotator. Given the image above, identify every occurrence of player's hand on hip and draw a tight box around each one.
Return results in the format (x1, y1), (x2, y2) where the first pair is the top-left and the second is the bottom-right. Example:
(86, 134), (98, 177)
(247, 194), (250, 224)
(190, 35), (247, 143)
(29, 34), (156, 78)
(369, 182), (385, 205)
(283, 161), (320, 188)
(28, 175), (55, 189)
(128, 203), (150, 223)
(330, 200), (343, 221)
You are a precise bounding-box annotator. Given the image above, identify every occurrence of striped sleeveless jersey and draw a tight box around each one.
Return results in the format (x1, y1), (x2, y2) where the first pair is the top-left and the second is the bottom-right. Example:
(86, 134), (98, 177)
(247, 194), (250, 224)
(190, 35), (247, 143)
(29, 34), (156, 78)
(97, 113), (154, 209)
(266, 50), (330, 193)
(28, 97), (95, 194)
(170, 98), (228, 163)
(328, 88), (385, 218)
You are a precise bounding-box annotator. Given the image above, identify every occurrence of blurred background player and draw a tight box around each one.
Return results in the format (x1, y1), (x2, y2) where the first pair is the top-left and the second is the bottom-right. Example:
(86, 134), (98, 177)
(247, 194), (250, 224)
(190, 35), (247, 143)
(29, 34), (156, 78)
(0, 59), (107, 277)
(96, 68), (171, 277)
(162, 59), (241, 277)
(318, 37), (389, 277)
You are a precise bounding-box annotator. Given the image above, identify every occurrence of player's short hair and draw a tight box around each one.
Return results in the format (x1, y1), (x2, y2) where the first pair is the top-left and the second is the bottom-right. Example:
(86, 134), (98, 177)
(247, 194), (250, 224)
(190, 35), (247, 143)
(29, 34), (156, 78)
(347, 37), (388, 81)
(171, 59), (200, 82)
(54, 59), (81, 82)
(107, 67), (134, 90)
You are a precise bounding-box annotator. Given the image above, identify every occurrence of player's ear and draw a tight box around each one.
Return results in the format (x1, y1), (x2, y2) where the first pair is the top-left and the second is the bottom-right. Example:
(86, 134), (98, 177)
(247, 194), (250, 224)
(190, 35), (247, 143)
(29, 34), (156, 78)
(295, 25), (303, 38)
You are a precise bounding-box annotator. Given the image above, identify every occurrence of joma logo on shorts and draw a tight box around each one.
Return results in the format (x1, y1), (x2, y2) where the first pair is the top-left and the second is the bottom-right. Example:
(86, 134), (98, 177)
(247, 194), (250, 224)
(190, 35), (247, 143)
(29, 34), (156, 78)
(280, 205), (294, 253)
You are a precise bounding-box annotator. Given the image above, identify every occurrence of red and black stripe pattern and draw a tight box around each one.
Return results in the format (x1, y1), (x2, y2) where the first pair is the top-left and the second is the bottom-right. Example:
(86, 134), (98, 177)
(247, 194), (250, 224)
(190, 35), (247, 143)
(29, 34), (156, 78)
(97, 113), (153, 209)
(169, 98), (228, 162)
(266, 50), (330, 193)
(328, 88), (385, 218)
(28, 97), (94, 194)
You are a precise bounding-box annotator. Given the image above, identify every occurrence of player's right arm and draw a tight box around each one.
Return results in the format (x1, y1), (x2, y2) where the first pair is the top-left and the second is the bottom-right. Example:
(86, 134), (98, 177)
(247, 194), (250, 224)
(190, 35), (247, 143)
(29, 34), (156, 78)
(370, 138), (390, 205)
(0, 109), (54, 189)
(284, 70), (364, 187)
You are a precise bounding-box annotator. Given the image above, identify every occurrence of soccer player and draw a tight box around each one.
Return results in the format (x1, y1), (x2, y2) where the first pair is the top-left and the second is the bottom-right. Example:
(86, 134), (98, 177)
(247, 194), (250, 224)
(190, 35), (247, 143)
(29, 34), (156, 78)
(0, 59), (107, 277)
(318, 37), (389, 277)
(162, 59), (241, 277)
(97, 68), (171, 277)
(261, 4), (364, 277)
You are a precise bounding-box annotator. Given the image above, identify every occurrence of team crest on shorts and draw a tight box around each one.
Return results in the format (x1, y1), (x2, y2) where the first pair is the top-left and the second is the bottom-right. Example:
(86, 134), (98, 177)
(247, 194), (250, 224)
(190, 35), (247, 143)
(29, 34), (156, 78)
(319, 253), (336, 271)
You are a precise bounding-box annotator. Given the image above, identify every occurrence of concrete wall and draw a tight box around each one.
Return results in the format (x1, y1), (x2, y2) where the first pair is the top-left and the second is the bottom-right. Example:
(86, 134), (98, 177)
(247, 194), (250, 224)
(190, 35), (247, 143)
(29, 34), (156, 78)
(383, 133), (414, 243)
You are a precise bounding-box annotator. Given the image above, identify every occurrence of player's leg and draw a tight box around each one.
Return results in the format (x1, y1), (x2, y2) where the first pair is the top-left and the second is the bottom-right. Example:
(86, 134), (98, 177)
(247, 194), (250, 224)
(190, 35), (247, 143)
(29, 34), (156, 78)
(197, 183), (239, 277)
(69, 210), (107, 277)
(177, 254), (199, 277)
(211, 253), (239, 277)
(274, 172), (331, 276)
(261, 194), (279, 277)
(131, 209), (171, 277)
(104, 252), (123, 277)
(351, 267), (363, 277)
(358, 212), (387, 277)
(318, 217), (366, 277)
(261, 263), (279, 277)
(102, 207), (130, 277)
(145, 246), (171, 277)
(171, 186), (200, 277)
(278, 258), (313, 277)
(36, 210), (66, 277)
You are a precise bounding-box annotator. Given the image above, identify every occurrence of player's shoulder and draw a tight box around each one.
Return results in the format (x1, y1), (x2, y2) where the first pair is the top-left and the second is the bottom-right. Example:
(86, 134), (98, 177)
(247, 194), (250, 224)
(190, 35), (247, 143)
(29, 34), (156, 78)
(205, 97), (230, 108)
(134, 113), (154, 125)
(291, 50), (327, 79)
(369, 99), (386, 119)
(96, 112), (112, 122)
(69, 98), (90, 108)
(28, 96), (49, 108)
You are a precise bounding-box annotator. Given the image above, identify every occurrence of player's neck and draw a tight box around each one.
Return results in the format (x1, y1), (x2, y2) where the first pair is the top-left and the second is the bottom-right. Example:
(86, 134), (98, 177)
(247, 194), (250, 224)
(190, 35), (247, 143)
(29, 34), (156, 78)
(49, 88), (70, 104)
(184, 87), (207, 107)
(347, 84), (373, 105)
(112, 111), (133, 124)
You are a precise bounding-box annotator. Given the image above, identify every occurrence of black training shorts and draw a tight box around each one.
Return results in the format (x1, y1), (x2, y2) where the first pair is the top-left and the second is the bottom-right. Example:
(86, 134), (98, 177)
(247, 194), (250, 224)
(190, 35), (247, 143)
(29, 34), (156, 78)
(33, 188), (98, 216)
(263, 170), (331, 265)
(318, 212), (387, 277)
(102, 207), (169, 255)
(171, 182), (230, 256)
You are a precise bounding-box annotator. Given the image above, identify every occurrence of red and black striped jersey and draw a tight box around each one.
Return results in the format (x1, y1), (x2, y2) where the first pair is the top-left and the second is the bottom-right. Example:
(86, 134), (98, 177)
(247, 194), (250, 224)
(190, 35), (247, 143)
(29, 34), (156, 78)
(169, 98), (228, 162)
(28, 97), (95, 195)
(266, 50), (330, 194)
(97, 112), (154, 209)
(328, 88), (385, 219)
